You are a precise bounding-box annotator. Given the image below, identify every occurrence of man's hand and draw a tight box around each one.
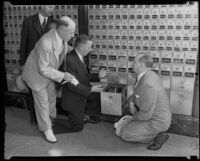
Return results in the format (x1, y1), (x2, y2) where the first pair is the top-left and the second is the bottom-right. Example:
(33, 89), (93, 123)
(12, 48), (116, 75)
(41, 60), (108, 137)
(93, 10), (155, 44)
(129, 102), (135, 115)
(64, 72), (75, 81)
(99, 68), (112, 79)
(63, 72), (79, 86)
(71, 78), (79, 86)
(91, 85), (104, 93)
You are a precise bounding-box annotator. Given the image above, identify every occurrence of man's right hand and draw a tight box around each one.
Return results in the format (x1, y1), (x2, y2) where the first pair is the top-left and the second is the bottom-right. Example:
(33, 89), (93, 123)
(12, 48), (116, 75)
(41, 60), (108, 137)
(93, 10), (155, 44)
(64, 72), (75, 82)
(91, 85), (104, 93)
(129, 102), (135, 115)
(63, 72), (79, 86)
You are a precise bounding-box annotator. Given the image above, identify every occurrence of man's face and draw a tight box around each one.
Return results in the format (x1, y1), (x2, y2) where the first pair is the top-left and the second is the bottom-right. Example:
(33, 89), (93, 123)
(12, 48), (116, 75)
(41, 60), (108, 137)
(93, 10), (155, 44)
(80, 41), (93, 56)
(133, 55), (142, 74)
(60, 26), (75, 42)
(42, 5), (55, 17)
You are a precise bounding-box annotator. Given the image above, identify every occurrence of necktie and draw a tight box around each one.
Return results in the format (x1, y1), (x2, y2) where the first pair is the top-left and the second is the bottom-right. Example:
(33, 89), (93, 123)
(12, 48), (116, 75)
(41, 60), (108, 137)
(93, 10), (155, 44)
(42, 18), (46, 31)
(135, 77), (138, 87)
(82, 56), (87, 67)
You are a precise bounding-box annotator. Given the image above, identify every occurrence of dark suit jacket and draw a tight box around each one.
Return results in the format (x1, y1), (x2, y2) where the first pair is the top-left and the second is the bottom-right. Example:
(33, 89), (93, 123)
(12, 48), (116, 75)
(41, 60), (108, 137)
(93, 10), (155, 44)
(20, 13), (55, 65)
(61, 50), (99, 112)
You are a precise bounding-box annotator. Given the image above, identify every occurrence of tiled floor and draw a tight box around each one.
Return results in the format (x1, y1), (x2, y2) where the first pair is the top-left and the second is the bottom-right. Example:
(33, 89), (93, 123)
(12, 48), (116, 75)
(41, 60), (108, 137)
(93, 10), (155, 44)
(4, 107), (199, 158)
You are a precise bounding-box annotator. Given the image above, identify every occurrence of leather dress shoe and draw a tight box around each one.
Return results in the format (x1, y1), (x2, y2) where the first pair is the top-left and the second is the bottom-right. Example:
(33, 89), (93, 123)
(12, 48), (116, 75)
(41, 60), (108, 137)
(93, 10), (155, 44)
(147, 132), (169, 151)
(30, 118), (37, 125)
(44, 129), (57, 143)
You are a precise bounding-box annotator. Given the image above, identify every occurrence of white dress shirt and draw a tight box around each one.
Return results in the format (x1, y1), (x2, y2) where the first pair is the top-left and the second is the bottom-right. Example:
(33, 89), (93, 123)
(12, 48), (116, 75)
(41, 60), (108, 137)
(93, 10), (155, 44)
(75, 49), (84, 63)
(39, 12), (48, 26)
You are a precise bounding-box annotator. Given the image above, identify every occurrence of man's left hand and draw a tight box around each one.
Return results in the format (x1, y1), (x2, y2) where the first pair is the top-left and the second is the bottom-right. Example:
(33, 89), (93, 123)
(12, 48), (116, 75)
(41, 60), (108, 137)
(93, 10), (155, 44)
(99, 68), (112, 79)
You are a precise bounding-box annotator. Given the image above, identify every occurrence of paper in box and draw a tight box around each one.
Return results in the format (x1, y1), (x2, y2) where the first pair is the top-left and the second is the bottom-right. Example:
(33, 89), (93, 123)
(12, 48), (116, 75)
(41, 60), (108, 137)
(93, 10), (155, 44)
(116, 72), (128, 84)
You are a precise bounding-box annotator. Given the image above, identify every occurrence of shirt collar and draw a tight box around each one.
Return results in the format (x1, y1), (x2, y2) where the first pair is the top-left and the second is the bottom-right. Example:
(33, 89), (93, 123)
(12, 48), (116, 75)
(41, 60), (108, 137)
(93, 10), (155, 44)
(38, 12), (48, 25)
(75, 49), (84, 62)
(137, 71), (146, 83)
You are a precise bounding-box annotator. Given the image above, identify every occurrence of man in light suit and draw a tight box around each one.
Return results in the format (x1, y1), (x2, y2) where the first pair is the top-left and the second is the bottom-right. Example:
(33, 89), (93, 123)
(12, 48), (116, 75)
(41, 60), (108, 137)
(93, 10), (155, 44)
(60, 34), (111, 133)
(114, 53), (172, 151)
(20, 5), (56, 125)
(22, 16), (78, 143)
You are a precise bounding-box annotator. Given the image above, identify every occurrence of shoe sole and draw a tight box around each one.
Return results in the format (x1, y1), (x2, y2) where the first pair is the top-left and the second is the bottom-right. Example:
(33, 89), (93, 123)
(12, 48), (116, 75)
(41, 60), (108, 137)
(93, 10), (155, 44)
(147, 134), (169, 151)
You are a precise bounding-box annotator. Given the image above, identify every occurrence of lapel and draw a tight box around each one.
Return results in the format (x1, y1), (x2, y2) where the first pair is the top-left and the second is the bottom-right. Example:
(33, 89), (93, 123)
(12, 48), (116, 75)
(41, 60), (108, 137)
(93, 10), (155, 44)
(59, 41), (68, 66)
(74, 50), (88, 75)
(32, 13), (43, 37)
(51, 30), (68, 66)
(134, 71), (148, 93)
(51, 30), (59, 65)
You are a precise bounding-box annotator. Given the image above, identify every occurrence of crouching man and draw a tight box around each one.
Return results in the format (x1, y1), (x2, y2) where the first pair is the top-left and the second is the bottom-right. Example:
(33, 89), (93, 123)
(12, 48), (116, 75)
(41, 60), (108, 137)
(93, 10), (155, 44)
(114, 53), (172, 151)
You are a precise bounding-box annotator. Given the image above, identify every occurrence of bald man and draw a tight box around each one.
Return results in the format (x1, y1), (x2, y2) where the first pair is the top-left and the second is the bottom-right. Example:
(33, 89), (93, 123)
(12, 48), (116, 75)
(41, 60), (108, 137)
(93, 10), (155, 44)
(22, 16), (78, 143)
(115, 53), (171, 150)
(20, 5), (56, 125)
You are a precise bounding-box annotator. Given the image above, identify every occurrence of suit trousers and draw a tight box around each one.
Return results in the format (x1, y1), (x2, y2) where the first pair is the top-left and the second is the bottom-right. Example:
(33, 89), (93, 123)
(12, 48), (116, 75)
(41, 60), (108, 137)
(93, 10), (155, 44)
(85, 92), (101, 117)
(31, 81), (57, 131)
(119, 120), (159, 144)
(58, 92), (101, 133)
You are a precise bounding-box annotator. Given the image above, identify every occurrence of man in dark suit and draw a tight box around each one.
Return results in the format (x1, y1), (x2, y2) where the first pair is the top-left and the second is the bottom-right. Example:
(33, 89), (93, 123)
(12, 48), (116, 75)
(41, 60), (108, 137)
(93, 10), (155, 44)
(20, 5), (55, 125)
(60, 34), (111, 133)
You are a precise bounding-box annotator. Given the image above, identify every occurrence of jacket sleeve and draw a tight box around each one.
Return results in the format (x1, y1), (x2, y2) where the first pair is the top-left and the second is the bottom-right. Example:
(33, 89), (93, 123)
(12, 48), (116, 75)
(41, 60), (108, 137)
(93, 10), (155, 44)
(63, 58), (91, 98)
(133, 87), (157, 120)
(36, 40), (65, 82)
(19, 18), (29, 66)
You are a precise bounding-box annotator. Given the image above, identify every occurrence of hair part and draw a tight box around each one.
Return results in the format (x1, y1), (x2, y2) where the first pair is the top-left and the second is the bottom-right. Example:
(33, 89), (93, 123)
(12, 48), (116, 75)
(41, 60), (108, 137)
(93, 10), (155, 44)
(137, 53), (154, 68)
(74, 34), (91, 48)
(54, 19), (69, 29)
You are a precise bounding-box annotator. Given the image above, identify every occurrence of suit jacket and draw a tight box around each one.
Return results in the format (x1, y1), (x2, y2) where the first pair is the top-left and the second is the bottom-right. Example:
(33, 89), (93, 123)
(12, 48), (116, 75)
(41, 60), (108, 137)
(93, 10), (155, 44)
(61, 50), (99, 112)
(22, 29), (69, 92)
(133, 70), (172, 131)
(20, 13), (55, 65)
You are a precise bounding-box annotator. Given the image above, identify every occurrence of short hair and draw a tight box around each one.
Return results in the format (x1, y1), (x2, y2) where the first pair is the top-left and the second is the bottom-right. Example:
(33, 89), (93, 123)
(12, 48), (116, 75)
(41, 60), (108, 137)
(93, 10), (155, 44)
(54, 16), (75, 29)
(137, 53), (154, 68)
(74, 34), (91, 48)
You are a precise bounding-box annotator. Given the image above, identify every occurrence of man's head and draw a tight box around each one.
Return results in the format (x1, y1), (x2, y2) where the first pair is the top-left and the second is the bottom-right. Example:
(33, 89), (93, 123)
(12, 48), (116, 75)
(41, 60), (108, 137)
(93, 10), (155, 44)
(55, 16), (76, 42)
(74, 34), (93, 57)
(133, 53), (153, 74)
(40, 5), (55, 17)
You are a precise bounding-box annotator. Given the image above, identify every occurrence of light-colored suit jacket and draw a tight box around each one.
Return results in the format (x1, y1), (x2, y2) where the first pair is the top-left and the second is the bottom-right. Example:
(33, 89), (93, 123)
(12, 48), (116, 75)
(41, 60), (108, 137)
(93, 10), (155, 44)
(22, 29), (70, 92)
(133, 70), (172, 132)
